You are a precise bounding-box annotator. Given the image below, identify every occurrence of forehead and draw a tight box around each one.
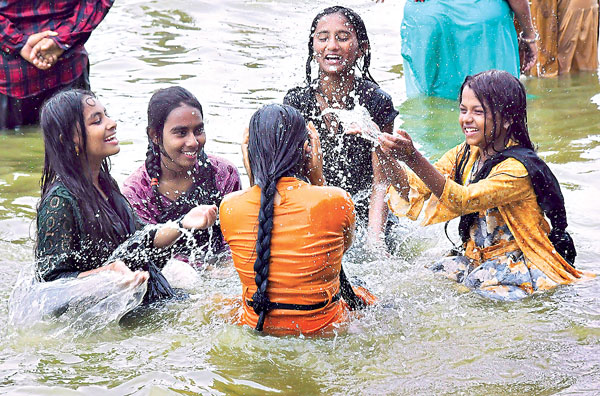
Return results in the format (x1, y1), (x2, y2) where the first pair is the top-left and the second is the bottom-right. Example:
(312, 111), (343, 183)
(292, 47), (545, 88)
(460, 86), (484, 107)
(315, 12), (354, 33)
(164, 104), (203, 126)
(82, 96), (103, 115)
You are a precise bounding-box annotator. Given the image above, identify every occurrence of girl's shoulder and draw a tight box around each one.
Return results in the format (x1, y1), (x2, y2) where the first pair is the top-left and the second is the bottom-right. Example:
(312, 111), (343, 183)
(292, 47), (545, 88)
(283, 84), (314, 108)
(40, 182), (75, 206)
(207, 154), (238, 174)
(122, 163), (150, 192)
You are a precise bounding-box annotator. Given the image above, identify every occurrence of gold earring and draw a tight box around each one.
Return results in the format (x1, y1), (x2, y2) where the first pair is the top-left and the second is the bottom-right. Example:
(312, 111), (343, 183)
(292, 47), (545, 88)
(75, 146), (80, 156)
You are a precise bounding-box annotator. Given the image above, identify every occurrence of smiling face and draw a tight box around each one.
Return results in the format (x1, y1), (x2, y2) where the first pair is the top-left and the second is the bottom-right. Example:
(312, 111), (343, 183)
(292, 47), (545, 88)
(312, 12), (362, 76)
(156, 104), (205, 173)
(79, 96), (119, 164)
(459, 86), (508, 158)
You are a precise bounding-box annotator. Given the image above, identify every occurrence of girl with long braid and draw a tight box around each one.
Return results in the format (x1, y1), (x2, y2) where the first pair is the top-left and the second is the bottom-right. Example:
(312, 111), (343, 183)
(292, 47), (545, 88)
(122, 87), (241, 265)
(284, 6), (398, 248)
(220, 104), (375, 336)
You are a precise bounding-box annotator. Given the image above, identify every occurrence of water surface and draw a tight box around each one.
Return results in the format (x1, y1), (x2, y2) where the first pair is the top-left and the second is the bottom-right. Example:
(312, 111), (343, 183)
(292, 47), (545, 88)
(1, 1), (599, 394)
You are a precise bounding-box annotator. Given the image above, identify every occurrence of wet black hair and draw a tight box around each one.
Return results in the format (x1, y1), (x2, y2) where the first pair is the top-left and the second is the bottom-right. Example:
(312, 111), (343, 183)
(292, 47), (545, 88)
(145, 86), (205, 215)
(247, 104), (308, 331)
(459, 69), (534, 152)
(39, 89), (122, 241)
(455, 69), (535, 185)
(306, 6), (377, 85)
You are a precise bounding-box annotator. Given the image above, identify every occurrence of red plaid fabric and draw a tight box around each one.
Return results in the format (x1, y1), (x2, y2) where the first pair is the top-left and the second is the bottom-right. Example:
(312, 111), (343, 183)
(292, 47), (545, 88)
(0, 0), (113, 98)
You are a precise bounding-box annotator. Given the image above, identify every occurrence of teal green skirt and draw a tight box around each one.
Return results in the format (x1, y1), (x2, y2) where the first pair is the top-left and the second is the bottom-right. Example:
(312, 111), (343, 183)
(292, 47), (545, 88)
(401, 0), (520, 99)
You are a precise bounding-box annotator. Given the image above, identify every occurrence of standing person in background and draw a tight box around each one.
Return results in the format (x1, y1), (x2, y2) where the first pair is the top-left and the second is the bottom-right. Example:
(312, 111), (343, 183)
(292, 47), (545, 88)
(0, 0), (114, 129)
(375, 0), (537, 99)
(520, 0), (598, 77)
(284, 6), (398, 248)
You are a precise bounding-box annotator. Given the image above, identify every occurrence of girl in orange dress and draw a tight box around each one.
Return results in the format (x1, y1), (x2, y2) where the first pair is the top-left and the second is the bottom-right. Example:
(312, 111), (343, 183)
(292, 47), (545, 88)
(220, 104), (375, 335)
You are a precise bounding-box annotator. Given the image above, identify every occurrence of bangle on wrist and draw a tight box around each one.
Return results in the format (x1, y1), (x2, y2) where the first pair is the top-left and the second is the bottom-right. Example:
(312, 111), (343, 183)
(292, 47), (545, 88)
(177, 218), (185, 230)
(518, 32), (538, 44)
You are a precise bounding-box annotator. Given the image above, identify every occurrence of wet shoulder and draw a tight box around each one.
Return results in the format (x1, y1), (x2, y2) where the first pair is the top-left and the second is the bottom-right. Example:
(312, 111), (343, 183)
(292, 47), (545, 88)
(356, 78), (398, 127)
(283, 85), (313, 112)
(121, 164), (149, 195)
(40, 183), (75, 207)
(207, 154), (236, 172)
(293, 183), (353, 208)
(493, 157), (529, 177)
(220, 187), (257, 210)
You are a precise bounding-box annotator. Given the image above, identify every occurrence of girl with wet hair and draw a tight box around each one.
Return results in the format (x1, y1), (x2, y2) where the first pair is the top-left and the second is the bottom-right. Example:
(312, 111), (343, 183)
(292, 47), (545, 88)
(376, 69), (588, 300)
(284, 6), (398, 248)
(35, 89), (217, 301)
(122, 86), (240, 265)
(220, 104), (375, 335)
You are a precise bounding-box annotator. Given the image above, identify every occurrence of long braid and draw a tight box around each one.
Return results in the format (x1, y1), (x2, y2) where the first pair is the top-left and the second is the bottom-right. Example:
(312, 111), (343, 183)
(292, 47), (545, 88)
(250, 178), (277, 331)
(144, 137), (164, 213)
(247, 104), (307, 331)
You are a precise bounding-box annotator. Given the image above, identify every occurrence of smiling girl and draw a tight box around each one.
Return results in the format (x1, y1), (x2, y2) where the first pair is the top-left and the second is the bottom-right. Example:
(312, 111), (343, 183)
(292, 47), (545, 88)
(122, 87), (240, 265)
(35, 89), (216, 300)
(376, 70), (586, 300)
(284, 6), (398, 247)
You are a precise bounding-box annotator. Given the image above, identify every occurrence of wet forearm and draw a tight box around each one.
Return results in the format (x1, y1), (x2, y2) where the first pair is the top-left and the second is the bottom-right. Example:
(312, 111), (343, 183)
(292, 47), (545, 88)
(507, 0), (535, 38)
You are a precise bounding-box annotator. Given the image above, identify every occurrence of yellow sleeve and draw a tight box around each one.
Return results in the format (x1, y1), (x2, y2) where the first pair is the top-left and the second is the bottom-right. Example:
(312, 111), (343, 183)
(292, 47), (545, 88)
(387, 144), (465, 221)
(423, 158), (534, 225)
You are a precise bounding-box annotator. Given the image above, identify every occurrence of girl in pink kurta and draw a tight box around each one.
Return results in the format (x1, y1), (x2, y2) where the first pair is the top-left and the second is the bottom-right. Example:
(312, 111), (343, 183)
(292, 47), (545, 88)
(122, 87), (240, 265)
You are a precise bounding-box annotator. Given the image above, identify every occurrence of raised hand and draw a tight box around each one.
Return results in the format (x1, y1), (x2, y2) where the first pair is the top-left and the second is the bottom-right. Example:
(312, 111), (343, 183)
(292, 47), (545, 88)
(19, 31), (58, 70)
(304, 121), (325, 186)
(181, 204), (218, 230)
(377, 130), (416, 162)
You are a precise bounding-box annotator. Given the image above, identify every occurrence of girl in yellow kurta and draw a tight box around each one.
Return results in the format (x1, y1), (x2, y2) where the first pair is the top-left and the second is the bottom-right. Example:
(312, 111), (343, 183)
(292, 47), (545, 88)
(375, 70), (586, 300)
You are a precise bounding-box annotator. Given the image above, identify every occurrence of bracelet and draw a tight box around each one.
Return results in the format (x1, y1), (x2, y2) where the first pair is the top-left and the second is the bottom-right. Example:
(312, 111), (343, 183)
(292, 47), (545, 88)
(177, 218), (185, 230)
(518, 32), (538, 44)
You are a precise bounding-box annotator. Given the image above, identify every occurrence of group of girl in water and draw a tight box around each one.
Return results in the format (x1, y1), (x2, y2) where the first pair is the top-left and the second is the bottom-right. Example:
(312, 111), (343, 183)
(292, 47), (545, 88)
(29, 6), (587, 336)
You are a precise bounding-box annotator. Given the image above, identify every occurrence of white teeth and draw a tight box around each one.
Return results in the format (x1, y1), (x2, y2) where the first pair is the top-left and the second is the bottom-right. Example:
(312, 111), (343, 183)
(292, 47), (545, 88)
(183, 151), (196, 156)
(465, 128), (478, 133)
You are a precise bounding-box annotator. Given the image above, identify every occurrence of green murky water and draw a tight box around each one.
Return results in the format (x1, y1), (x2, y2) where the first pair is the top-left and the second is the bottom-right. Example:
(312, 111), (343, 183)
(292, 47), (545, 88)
(1, 1), (599, 394)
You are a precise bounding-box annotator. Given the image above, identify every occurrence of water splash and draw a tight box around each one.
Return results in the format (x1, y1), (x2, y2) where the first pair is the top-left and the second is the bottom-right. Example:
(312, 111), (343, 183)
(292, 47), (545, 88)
(8, 262), (145, 337)
(322, 104), (383, 144)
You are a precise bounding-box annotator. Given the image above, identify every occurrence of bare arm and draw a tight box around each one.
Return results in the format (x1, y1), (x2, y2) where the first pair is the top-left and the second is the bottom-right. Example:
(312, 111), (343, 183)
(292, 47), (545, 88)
(507, 0), (538, 72)
(153, 204), (218, 248)
(367, 122), (394, 245)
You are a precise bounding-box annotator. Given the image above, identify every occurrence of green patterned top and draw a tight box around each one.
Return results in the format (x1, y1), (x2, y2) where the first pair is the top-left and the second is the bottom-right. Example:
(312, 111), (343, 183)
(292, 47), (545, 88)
(35, 183), (173, 281)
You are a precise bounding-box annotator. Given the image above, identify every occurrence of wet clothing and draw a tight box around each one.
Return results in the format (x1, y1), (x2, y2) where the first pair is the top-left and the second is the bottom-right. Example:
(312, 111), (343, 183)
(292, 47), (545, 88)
(401, 0), (520, 99)
(220, 177), (375, 336)
(35, 181), (173, 282)
(284, 78), (398, 221)
(0, 0), (113, 128)
(524, 0), (598, 76)
(122, 154), (241, 262)
(387, 143), (584, 299)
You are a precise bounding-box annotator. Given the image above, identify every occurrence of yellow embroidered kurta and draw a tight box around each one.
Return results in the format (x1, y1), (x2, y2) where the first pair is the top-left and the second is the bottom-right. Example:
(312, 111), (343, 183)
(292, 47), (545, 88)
(387, 143), (583, 285)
